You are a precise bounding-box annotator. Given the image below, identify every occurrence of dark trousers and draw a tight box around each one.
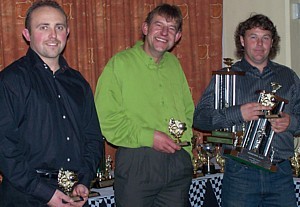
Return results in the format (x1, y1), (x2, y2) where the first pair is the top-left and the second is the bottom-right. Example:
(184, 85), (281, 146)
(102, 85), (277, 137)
(114, 147), (193, 207)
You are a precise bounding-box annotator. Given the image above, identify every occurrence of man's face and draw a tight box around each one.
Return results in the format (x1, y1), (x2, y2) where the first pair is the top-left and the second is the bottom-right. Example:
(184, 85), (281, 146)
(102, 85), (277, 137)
(240, 27), (273, 71)
(142, 14), (181, 62)
(22, 6), (69, 64)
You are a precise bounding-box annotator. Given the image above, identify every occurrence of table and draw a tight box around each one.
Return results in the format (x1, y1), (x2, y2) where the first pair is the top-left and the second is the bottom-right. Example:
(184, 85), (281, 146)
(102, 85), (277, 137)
(88, 174), (300, 207)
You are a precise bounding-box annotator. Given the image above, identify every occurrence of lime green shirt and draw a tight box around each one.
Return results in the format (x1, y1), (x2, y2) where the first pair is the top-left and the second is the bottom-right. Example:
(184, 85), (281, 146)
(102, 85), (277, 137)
(95, 41), (194, 155)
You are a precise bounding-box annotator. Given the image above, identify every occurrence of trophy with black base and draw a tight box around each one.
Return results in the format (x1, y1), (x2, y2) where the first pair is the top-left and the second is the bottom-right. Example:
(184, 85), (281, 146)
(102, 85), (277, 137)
(205, 58), (245, 146)
(58, 168), (100, 202)
(224, 82), (288, 172)
(58, 168), (83, 202)
(169, 118), (190, 146)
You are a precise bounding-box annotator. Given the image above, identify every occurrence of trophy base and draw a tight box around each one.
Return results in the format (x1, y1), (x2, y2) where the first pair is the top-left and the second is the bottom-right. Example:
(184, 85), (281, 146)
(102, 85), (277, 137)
(177, 141), (191, 147)
(65, 191), (100, 202)
(202, 164), (216, 175)
(206, 136), (234, 145)
(224, 148), (277, 172)
(98, 179), (114, 188)
(260, 114), (281, 119)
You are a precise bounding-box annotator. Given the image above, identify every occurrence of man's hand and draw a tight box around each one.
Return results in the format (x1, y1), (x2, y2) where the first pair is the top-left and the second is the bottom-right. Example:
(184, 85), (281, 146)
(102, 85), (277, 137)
(269, 112), (290, 133)
(241, 102), (272, 122)
(69, 184), (89, 207)
(153, 130), (181, 153)
(47, 189), (73, 207)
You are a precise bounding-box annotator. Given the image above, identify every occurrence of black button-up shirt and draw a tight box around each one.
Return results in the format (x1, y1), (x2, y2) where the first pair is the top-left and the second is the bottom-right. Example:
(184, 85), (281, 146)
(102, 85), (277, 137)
(0, 48), (103, 202)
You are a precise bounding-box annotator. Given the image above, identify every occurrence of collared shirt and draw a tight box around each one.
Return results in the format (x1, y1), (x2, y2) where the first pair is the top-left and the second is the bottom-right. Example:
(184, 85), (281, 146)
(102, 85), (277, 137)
(0, 48), (103, 202)
(95, 41), (194, 155)
(194, 58), (300, 161)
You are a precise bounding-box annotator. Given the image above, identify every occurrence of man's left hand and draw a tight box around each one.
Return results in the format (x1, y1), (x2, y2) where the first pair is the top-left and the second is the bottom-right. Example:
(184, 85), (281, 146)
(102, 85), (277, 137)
(70, 184), (89, 207)
(269, 112), (290, 133)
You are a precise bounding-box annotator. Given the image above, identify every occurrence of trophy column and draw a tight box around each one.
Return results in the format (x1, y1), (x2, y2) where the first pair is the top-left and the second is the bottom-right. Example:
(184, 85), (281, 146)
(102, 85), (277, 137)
(206, 58), (245, 145)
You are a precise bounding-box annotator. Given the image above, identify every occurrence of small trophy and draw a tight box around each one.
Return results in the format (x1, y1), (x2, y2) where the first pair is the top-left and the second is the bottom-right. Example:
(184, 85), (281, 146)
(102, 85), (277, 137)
(58, 168), (82, 202)
(224, 82), (288, 172)
(199, 143), (216, 174)
(96, 155), (114, 188)
(168, 118), (190, 146)
(205, 58), (245, 146)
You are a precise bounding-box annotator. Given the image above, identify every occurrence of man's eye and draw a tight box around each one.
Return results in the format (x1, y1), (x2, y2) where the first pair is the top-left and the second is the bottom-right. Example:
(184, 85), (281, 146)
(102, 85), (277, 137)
(56, 26), (64, 30)
(40, 26), (48, 30)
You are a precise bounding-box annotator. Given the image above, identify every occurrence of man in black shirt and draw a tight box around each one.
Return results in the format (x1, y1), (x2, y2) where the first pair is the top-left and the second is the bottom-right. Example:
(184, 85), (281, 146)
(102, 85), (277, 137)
(0, 0), (103, 206)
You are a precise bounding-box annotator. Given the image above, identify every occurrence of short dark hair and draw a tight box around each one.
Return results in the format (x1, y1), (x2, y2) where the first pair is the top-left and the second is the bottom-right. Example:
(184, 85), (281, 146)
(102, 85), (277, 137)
(25, 0), (67, 33)
(143, 4), (183, 39)
(234, 14), (280, 60)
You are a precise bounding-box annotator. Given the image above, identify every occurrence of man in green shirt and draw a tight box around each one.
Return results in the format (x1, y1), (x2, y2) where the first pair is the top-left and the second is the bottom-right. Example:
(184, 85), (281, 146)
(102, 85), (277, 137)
(95, 4), (194, 207)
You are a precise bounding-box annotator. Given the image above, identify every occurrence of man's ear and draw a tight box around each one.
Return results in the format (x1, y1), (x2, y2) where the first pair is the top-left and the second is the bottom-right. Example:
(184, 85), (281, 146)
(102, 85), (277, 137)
(240, 35), (244, 47)
(141, 22), (148, 36)
(175, 31), (182, 43)
(22, 28), (31, 42)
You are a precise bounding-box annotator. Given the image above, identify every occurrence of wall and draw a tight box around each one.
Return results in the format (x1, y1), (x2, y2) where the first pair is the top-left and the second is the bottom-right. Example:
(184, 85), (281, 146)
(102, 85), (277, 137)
(223, 0), (300, 76)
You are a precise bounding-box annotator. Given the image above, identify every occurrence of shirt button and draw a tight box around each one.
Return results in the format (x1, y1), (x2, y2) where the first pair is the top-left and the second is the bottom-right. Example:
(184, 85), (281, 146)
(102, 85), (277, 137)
(67, 158), (71, 162)
(62, 115), (66, 119)
(66, 137), (70, 141)
(58, 95), (61, 98)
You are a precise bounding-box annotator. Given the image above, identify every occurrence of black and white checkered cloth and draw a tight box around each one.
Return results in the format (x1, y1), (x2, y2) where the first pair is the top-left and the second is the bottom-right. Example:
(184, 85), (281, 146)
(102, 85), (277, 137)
(88, 175), (300, 207)
(189, 174), (223, 207)
(294, 180), (300, 207)
(189, 179), (207, 206)
(88, 195), (115, 207)
(209, 175), (223, 207)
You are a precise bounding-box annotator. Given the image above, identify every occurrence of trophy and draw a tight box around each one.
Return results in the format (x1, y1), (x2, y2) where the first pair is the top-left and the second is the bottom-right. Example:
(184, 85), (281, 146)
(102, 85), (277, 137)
(206, 58), (245, 146)
(58, 168), (82, 202)
(224, 82), (288, 172)
(290, 136), (300, 177)
(168, 118), (190, 146)
(96, 155), (115, 188)
(199, 143), (216, 174)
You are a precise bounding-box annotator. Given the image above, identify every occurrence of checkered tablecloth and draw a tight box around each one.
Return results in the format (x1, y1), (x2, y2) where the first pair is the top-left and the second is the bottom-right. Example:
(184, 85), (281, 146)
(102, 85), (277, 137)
(189, 173), (223, 207)
(89, 175), (300, 207)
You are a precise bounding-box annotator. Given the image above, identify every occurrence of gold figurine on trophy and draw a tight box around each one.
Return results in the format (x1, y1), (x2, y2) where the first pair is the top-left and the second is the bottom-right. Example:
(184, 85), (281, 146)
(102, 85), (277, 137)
(168, 118), (190, 146)
(58, 168), (82, 202)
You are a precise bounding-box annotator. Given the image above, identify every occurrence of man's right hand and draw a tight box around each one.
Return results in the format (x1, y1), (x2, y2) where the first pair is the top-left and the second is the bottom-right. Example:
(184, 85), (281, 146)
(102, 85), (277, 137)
(47, 189), (74, 207)
(240, 102), (272, 122)
(153, 130), (181, 153)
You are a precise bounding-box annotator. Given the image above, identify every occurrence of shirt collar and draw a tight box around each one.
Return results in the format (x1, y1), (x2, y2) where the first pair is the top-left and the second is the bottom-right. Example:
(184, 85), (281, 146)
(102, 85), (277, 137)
(26, 47), (70, 73)
(240, 58), (273, 76)
(134, 41), (167, 70)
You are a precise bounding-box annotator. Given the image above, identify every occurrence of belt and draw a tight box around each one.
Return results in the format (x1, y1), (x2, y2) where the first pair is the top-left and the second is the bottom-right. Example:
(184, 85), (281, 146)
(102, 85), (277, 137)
(36, 169), (59, 179)
(272, 159), (287, 165)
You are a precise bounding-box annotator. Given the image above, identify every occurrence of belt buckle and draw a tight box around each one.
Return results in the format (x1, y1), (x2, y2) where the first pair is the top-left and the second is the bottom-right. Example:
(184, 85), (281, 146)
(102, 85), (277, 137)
(58, 168), (78, 195)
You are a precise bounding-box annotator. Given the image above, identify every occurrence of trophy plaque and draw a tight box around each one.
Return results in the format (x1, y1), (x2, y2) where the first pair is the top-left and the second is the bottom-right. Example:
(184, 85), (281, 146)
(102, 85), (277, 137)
(206, 58), (245, 146)
(224, 82), (288, 172)
(168, 118), (190, 146)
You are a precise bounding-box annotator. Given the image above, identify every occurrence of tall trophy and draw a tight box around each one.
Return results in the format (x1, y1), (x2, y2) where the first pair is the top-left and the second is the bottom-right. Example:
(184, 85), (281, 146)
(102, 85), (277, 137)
(206, 58), (245, 146)
(224, 82), (288, 172)
(169, 118), (190, 146)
